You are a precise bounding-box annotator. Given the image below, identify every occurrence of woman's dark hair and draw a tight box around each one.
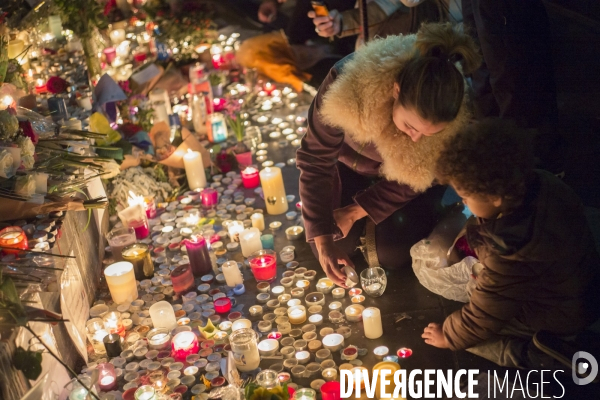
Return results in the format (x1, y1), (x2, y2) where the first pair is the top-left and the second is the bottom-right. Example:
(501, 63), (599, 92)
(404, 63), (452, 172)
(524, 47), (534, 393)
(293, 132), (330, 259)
(435, 119), (535, 205)
(395, 23), (481, 124)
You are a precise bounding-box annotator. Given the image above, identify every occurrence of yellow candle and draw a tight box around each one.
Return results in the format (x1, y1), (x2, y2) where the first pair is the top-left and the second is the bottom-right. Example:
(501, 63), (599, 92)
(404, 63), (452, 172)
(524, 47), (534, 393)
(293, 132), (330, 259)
(104, 262), (138, 304)
(373, 361), (401, 399)
(183, 150), (207, 190)
(259, 167), (288, 215)
(251, 213), (265, 231)
(362, 307), (383, 339)
(8, 40), (24, 60)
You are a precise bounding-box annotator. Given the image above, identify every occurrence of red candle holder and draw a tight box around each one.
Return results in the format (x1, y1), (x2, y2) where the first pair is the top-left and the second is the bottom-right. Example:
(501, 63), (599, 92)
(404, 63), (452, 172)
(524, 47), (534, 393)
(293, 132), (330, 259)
(214, 298), (232, 314)
(98, 363), (117, 391)
(321, 381), (341, 400)
(0, 227), (28, 254)
(263, 82), (275, 95)
(213, 98), (226, 112)
(144, 196), (157, 219)
(268, 332), (282, 340)
(171, 264), (195, 295)
(103, 47), (117, 64)
(201, 188), (218, 208)
(397, 347), (413, 358)
(130, 218), (150, 239)
(248, 249), (277, 282)
(171, 331), (200, 361)
(241, 167), (260, 189)
(185, 235), (212, 277)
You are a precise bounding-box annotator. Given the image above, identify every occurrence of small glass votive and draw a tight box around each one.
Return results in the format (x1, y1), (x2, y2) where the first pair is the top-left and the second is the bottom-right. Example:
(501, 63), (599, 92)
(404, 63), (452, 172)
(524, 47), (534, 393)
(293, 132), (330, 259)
(322, 368), (337, 381)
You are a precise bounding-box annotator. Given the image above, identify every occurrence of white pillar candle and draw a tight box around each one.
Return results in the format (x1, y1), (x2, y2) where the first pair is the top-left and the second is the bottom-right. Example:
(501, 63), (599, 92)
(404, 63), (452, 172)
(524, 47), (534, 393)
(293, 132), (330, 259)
(362, 307), (383, 339)
(104, 262), (138, 304)
(183, 150), (207, 190)
(259, 167), (288, 215)
(149, 301), (177, 330)
(239, 228), (263, 257)
(227, 220), (245, 242)
(222, 261), (243, 287)
(251, 213), (265, 231)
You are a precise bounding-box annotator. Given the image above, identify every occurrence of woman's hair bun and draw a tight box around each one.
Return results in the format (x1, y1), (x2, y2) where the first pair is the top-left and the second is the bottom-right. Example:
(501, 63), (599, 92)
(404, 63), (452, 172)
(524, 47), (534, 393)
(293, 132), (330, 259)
(415, 22), (481, 75)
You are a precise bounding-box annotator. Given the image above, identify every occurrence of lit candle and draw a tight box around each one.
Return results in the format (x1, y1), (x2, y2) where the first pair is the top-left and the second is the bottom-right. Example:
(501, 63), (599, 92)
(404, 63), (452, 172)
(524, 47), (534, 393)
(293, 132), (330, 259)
(362, 307), (383, 339)
(248, 250), (277, 282)
(239, 228), (263, 257)
(86, 318), (108, 355)
(104, 262), (138, 304)
(103, 334), (122, 358)
(121, 243), (154, 281)
(106, 227), (136, 262)
(227, 220), (245, 242)
(214, 298), (232, 314)
(184, 235), (212, 277)
(98, 363), (117, 391)
(322, 368), (337, 382)
(288, 306), (307, 325)
(147, 328), (172, 350)
(135, 386), (157, 400)
(183, 150), (207, 190)
(171, 331), (200, 361)
(103, 311), (124, 337)
(251, 213), (265, 231)
(263, 82), (275, 95)
(285, 226), (304, 240)
(259, 167), (288, 215)
(118, 204), (150, 239)
(344, 305), (365, 322)
(232, 318), (252, 331)
(149, 301), (177, 330)
(222, 261), (244, 287)
(373, 361), (400, 399)
(171, 264), (195, 295)
(0, 227), (28, 254)
(241, 167), (260, 188)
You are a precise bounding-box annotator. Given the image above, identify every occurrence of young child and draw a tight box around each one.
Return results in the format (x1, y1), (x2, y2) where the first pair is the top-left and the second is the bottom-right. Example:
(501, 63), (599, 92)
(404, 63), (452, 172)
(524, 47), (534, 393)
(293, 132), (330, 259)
(422, 119), (600, 369)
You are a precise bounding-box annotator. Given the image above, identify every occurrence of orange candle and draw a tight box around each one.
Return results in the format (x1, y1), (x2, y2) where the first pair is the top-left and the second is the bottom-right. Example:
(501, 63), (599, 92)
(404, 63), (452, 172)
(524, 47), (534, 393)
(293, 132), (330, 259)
(0, 227), (28, 254)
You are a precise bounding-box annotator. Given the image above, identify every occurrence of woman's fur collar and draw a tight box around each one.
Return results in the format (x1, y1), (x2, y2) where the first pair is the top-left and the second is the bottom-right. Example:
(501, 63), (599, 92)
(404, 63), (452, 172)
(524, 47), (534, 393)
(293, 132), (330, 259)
(320, 34), (470, 192)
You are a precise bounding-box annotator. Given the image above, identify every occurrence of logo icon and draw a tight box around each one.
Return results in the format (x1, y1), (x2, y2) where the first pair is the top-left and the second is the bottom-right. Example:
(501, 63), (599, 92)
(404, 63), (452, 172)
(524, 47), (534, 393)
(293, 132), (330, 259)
(572, 351), (598, 385)
(266, 196), (277, 206)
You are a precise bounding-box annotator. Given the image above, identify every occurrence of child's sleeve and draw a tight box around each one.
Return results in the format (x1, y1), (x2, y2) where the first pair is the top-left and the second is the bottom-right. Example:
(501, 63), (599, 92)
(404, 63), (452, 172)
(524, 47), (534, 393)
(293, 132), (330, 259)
(442, 260), (534, 351)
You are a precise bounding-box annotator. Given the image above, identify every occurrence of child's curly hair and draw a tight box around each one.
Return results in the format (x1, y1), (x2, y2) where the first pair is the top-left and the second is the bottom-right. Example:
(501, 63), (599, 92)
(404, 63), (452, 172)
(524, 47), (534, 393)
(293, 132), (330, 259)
(435, 119), (535, 205)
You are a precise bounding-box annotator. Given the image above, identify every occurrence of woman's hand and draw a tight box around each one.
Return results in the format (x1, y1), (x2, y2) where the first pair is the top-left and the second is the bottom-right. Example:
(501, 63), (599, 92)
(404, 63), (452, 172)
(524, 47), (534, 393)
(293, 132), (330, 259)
(333, 203), (368, 238)
(314, 235), (353, 287)
(307, 9), (342, 37)
(422, 323), (450, 349)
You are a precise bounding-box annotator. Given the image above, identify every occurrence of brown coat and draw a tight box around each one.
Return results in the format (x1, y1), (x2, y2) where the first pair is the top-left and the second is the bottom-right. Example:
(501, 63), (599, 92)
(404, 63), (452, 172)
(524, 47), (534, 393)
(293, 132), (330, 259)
(443, 170), (600, 351)
(297, 34), (470, 241)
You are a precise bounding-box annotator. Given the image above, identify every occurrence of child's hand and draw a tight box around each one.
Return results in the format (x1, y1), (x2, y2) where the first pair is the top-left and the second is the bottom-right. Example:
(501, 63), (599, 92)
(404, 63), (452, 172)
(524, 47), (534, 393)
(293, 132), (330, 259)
(422, 323), (450, 349)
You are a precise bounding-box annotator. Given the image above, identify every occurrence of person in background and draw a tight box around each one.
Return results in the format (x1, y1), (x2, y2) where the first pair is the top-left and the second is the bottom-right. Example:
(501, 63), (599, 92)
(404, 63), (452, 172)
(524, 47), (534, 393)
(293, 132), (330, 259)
(423, 119), (600, 369)
(297, 23), (481, 286)
(308, 0), (447, 48)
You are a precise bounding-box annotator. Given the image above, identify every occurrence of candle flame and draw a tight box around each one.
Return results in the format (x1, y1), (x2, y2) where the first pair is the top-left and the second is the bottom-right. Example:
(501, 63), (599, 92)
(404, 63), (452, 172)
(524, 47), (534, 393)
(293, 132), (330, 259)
(128, 191), (145, 208)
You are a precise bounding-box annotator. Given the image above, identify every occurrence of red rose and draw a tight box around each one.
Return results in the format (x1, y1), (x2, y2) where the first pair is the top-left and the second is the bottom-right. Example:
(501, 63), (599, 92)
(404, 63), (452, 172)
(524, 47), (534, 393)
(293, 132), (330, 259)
(119, 122), (143, 138)
(19, 120), (39, 144)
(46, 76), (69, 94)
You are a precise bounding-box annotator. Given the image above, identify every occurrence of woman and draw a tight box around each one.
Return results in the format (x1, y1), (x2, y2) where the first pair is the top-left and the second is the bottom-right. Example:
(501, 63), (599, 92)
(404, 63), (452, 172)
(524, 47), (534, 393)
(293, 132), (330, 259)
(297, 23), (480, 286)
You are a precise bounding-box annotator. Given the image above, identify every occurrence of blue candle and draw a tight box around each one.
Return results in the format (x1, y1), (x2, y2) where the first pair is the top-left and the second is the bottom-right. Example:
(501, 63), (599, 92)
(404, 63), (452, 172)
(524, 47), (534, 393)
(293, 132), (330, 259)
(260, 234), (274, 250)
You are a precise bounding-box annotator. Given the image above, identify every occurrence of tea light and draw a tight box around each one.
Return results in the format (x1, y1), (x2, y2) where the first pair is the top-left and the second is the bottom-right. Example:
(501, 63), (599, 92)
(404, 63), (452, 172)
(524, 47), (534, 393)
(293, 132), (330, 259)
(328, 311), (344, 324)
(296, 279), (310, 289)
(332, 288), (345, 299)
(351, 295), (365, 304)
(269, 221), (282, 231)
(258, 320), (272, 333)
(278, 372), (292, 384)
(328, 302), (342, 311)
(287, 305), (307, 325)
(305, 292), (325, 307)
(258, 339), (279, 356)
(278, 322), (292, 334)
(147, 328), (172, 350)
(285, 226), (304, 240)
(291, 288), (304, 298)
(268, 331), (282, 341)
(374, 346), (389, 360)
(337, 327), (352, 339)
(280, 251), (294, 263)
(397, 347), (413, 358)
(296, 351), (310, 364)
(316, 278), (334, 294)
(322, 368), (337, 382)
(344, 305), (365, 322)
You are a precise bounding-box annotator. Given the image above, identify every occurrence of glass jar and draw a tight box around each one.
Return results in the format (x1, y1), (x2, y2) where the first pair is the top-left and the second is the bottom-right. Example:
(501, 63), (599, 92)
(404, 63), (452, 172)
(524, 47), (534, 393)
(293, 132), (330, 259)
(256, 369), (279, 389)
(360, 267), (387, 297)
(229, 328), (260, 372)
(134, 385), (157, 400)
(86, 318), (108, 355)
(106, 227), (136, 262)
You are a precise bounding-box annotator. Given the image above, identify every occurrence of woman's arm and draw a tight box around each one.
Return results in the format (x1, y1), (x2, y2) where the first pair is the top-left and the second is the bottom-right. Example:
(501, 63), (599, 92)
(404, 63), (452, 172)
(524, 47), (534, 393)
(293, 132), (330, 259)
(353, 180), (421, 224)
(296, 68), (345, 241)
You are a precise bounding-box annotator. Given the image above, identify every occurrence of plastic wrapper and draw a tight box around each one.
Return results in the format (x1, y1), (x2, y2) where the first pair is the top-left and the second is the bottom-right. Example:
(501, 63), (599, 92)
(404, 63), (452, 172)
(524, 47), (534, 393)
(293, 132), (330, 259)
(16, 107), (56, 139)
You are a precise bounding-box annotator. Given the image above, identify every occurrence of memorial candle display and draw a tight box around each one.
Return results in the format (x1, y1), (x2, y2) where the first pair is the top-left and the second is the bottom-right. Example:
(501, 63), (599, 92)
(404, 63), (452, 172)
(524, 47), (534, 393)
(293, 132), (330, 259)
(248, 249), (277, 282)
(185, 235), (212, 277)
(121, 243), (154, 281)
(222, 261), (244, 287)
(362, 307), (383, 339)
(259, 167), (288, 215)
(98, 363), (117, 391)
(149, 301), (177, 330)
(241, 167), (260, 188)
(104, 262), (138, 304)
(239, 228), (263, 257)
(171, 264), (195, 295)
(106, 227), (136, 262)
(171, 331), (200, 361)
(251, 213), (265, 231)
(0, 226), (28, 254)
(183, 150), (207, 190)
(201, 188), (218, 208)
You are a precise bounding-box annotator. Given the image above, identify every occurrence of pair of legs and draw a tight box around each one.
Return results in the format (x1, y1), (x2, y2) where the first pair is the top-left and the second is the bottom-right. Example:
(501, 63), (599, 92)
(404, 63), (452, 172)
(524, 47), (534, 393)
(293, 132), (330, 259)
(310, 163), (448, 270)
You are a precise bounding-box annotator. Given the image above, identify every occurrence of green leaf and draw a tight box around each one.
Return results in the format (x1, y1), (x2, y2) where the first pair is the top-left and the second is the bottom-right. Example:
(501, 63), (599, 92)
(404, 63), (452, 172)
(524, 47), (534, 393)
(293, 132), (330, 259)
(0, 277), (20, 305)
(13, 347), (43, 380)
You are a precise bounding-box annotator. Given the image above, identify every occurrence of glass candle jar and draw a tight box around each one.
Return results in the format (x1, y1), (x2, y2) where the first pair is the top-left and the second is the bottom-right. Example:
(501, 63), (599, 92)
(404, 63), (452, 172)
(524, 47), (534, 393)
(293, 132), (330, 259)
(0, 226), (28, 254)
(122, 243), (154, 281)
(147, 328), (172, 350)
(86, 318), (108, 355)
(256, 369), (279, 389)
(229, 328), (260, 372)
(98, 363), (117, 391)
(249, 249), (277, 282)
(106, 227), (136, 262)
(360, 267), (387, 297)
(171, 264), (195, 295)
(172, 331), (200, 361)
(103, 311), (124, 337)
